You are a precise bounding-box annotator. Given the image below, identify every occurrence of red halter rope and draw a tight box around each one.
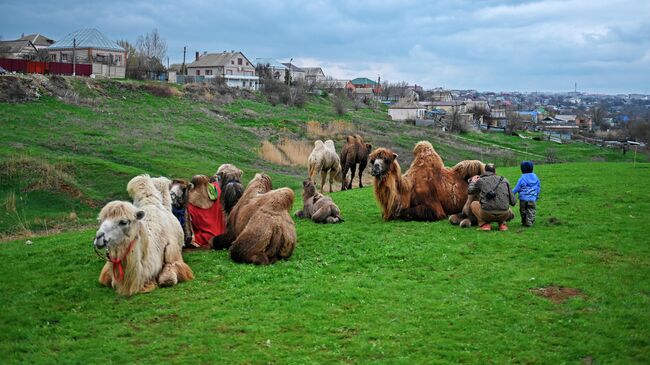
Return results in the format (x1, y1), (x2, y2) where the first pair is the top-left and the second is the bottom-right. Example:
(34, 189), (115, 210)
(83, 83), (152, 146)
(106, 238), (137, 283)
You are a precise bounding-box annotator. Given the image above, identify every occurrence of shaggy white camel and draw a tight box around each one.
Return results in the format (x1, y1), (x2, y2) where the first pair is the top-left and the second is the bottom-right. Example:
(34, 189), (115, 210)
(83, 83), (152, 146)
(307, 139), (342, 193)
(94, 175), (193, 296)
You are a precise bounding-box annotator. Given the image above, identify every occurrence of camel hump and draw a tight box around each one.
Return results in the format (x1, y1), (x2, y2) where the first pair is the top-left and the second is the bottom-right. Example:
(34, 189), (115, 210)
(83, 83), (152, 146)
(451, 160), (485, 180)
(314, 140), (324, 147)
(346, 135), (355, 144)
(324, 139), (336, 151)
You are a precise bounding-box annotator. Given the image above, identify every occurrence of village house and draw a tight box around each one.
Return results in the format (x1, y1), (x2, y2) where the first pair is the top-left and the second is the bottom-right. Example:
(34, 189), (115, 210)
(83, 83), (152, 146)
(303, 67), (325, 84)
(347, 77), (382, 94)
(253, 58), (287, 81)
(281, 63), (305, 82)
(47, 29), (126, 78)
(0, 33), (55, 60)
(186, 51), (259, 90)
(388, 97), (426, 121)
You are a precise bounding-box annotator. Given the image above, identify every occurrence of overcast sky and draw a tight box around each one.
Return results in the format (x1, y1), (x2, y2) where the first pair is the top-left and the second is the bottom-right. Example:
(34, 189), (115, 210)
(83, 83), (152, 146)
(2, 0), (649, 94)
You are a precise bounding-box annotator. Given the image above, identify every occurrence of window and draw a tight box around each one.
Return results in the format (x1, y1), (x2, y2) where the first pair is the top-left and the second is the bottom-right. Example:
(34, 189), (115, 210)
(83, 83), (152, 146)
(61, 53), (68, 62)
(231, 60), (234, 65)
(238, 58), (242, 65)
(196, 70), (200, 75)
(226, 69), (232, 75)
(205, 69), (212, 75)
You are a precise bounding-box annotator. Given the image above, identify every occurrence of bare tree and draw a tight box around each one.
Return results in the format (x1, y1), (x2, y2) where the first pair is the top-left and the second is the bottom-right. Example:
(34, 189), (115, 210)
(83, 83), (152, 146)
(117, 40), (142, 79)
(591, 106), (606, 131)
(136, 29), (167, 74)
(467, 105), (490, 124)
(505, 109), (524, 134)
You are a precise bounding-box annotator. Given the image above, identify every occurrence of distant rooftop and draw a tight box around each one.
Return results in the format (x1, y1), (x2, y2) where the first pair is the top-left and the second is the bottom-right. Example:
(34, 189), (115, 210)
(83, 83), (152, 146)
(254, 58), (287, 70)
(281, 63), (304, 72)
(49, 29), (124, 52)
(19, 34), (55, 47)
(351, 77), (377, 85)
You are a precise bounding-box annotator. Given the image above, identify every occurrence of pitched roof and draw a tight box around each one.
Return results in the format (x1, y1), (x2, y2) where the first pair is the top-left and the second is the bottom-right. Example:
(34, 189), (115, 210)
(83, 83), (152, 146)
(303, 67), (324, 76)
(390, 97), (425, 109)
(281, 63), (304, 72)
(0, 40), (31, 54)
(254, 58), (287, 70)
(19, 34), (55, 46)
(48, 29), (124, 52)
(187, 51), (252, 68)
(351, 77), (377, 85)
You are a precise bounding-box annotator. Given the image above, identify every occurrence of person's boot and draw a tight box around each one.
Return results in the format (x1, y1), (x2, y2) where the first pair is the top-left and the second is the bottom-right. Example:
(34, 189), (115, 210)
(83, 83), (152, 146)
(499, 223), (508, 231)
(479, 223), (491, 231)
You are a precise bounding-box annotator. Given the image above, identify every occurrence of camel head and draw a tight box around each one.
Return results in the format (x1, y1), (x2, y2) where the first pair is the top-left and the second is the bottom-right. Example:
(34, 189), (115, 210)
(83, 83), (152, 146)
(369, 148), (398, 179)
(170, 179), (191, 209)
(302, 179), (317, 199)
(94, 201), (144, 250)
(215, 164), (243, 189)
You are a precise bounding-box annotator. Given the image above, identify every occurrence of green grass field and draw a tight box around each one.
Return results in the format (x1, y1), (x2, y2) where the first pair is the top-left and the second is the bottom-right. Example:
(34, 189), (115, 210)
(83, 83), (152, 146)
(0, 79), (642, 237)
(1, 78), (648, 363)
(0, 162), (648, 364)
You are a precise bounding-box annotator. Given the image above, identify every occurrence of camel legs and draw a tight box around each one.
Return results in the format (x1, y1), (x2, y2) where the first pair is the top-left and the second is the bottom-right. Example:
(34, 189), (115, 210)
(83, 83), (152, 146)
(341, 165), (350, 190)
(327, 171), (334, 193)
(320, 170), (328, 193)
(348, 164), (357, 190)
(358, 161), (367, 188)
(159, 242), (194, 286)
(99, 262), (112, 287)
(141, 281), (157, 293)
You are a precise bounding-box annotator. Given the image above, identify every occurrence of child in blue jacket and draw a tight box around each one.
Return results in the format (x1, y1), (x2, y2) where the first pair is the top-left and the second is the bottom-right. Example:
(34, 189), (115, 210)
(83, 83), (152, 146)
(512, 161), (541, 227)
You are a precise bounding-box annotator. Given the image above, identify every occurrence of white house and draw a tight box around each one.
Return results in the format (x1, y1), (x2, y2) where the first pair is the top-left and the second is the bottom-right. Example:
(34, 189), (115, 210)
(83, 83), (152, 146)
(186, 51), (259, 90)
(388, 98), (426, 121)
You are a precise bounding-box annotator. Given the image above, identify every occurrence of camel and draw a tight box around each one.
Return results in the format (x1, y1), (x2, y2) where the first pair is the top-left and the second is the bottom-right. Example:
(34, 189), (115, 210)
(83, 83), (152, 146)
(215, 173), (296, 264)
(295, 179), (343, 223)
(307, 140), (343, 193)
(150, 176), (173, 212)
(369, 141), (484, 221)
(170, 179), (195, 247)
(186, 175), (226, 249)
(94, 175), (193, 296)
(213, 163), (244, 215)
(340, 135), (372, 190)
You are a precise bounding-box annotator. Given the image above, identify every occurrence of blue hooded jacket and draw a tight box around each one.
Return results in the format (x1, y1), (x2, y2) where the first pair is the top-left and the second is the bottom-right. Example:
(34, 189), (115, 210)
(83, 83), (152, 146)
(513, 161), (540, 201)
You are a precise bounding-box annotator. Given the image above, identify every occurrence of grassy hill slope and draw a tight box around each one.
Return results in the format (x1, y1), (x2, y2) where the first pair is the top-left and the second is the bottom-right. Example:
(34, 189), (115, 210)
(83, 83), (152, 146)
(0, 76), (644, 237)
(0, 162), (648, 363)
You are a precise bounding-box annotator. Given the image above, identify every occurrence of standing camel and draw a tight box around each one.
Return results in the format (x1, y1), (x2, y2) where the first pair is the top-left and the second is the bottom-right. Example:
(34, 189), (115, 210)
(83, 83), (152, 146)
(340, 135), (372, 190)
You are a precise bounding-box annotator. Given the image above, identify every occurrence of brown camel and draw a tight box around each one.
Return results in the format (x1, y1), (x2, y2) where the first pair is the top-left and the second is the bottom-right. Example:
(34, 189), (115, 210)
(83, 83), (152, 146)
(369, 141), (484, 221)
(340, 135), (372, 190)
(215, 173), (297, 265)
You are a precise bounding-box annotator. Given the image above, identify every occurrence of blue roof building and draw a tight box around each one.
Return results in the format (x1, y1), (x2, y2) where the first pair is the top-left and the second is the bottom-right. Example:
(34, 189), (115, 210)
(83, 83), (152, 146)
(49, 29), (124, 52)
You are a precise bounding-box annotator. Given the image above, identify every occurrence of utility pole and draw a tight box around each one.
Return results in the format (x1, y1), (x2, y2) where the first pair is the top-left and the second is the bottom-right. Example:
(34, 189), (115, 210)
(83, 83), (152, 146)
(182, 46), (186, 76)
(72, 38), (76, 76)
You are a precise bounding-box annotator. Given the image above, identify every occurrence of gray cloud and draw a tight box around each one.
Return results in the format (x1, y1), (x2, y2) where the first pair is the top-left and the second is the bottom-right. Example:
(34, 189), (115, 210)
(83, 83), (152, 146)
(1, 0), (648, 93)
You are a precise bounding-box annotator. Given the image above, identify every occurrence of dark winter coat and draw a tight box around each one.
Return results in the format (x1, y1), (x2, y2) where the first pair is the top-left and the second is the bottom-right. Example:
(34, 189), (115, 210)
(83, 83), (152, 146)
(468, 171), (516, 212)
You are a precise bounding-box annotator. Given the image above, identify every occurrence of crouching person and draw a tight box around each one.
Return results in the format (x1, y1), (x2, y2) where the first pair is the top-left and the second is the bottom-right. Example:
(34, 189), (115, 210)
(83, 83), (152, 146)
(468, 163), (516, 231)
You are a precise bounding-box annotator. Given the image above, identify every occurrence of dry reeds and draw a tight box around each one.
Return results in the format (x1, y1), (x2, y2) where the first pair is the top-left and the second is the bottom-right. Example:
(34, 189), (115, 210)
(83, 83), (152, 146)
(277, 138), (311, 167)
(259, 141), (289, 166)
(305, 120), (354, 138)
(259, 139), (312, 167)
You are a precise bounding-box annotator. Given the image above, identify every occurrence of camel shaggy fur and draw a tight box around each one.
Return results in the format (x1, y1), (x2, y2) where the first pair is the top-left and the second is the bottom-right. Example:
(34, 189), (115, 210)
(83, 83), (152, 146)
(369, 141), (485, 221)
(307, 140), (343, 193)
(340, 135), (372, 190)
(214, 163), (244, 215)
(216, 173), (296, 264)
(94, 175), (193, 296)
(295, 179), (343, 223)
(170, 179), (195, 247)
